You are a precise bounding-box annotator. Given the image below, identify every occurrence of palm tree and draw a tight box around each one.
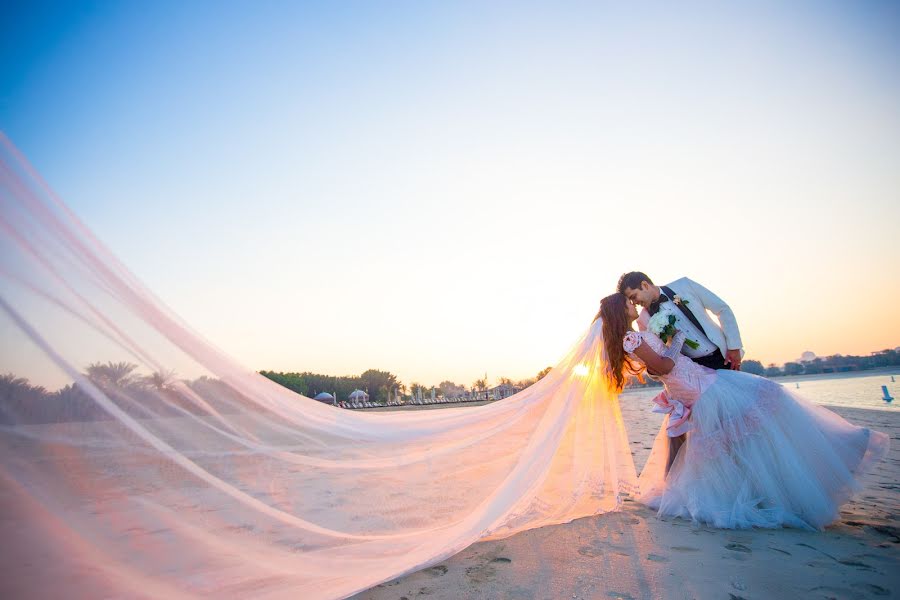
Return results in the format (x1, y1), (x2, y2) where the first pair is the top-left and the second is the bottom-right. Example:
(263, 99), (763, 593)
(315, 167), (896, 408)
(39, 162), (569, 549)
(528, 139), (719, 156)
(0, 374), (49, 425)
(142, 369), (176, 391)
(0, 373), (47, 398)
(85, 361), (139, 388)
(51, 383), (98, 422)
(473, 377), (488, 400)
(515, 377), (536, 390)
(0, 373), (30, 388)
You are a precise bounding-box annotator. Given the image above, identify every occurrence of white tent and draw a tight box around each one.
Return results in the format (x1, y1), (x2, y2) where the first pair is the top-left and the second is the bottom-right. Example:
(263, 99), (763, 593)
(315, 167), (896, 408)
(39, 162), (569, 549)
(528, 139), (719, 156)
(313, 392), (335, 403)
(348, 389), (369, 401)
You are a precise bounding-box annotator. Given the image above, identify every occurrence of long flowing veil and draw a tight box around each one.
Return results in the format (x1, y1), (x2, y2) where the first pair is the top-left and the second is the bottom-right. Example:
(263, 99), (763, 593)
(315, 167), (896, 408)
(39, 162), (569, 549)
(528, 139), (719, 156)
(0, 134), (637, 599)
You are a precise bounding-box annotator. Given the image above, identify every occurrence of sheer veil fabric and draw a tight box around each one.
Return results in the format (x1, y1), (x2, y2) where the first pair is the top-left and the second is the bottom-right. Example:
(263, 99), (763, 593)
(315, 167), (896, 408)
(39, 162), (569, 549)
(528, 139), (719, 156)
(0, 135), (638, 599)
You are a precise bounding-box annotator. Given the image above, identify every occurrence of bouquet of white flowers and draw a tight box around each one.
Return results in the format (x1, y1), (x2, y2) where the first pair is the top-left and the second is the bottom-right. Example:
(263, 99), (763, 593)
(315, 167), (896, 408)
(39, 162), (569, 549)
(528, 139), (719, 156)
(647, 312), (700, 350)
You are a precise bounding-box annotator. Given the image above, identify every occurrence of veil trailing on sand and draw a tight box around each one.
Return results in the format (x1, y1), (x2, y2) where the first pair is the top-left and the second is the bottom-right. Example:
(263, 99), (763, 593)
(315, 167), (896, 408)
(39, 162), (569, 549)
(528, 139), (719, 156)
(0, 134), (637, 599)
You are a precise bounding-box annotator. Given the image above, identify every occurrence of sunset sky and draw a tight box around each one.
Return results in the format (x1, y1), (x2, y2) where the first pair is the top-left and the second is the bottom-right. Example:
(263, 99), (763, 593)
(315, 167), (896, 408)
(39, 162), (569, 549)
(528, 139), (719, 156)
(2, 1), (899, 388)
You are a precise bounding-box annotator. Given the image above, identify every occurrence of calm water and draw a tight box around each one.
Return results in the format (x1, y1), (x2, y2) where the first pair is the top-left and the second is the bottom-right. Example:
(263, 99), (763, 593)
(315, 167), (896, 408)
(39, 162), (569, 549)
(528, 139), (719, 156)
(621, 369), (900, 412)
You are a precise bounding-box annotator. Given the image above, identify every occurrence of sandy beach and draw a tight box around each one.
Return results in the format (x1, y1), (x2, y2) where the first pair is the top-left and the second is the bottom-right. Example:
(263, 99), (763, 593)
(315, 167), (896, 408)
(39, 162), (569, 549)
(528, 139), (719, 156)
(353, 401), (900, 600)
(0, 399), (895, 599)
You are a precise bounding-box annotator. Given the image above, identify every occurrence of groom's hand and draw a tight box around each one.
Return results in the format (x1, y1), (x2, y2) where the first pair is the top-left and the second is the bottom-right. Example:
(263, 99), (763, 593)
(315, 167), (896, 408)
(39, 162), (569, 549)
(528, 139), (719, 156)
(725, 349), (742, 370)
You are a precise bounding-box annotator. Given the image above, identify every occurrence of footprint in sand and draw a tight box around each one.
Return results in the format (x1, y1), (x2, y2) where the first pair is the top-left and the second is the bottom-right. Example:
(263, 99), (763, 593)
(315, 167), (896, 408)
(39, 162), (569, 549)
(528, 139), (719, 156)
(671, 546), (699, 552)
(646, 554), (669, 562)
(797, 543), (839, 562)
(870, 524), (900, 543)
(424, 565), (448, 576)
(851, 583), (890, 596)
(809, 586), (855, 597)
(837, 558), (875, 571)
(465, 556), (511, 583)
(727, 534), (753, 543)
(725, 543), (751, 553)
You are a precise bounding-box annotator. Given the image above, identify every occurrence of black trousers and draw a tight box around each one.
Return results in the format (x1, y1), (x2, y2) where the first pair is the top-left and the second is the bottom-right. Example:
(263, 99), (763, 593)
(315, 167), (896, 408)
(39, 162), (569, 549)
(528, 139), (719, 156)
(692, 349), (729, 371)
(666, 350), (729, 474)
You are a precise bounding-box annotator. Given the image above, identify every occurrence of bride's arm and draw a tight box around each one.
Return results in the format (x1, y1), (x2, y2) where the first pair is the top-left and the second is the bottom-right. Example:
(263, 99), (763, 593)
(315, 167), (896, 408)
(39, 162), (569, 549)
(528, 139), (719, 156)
(632, 342), (675, 375)
(661, 330), (687, 360)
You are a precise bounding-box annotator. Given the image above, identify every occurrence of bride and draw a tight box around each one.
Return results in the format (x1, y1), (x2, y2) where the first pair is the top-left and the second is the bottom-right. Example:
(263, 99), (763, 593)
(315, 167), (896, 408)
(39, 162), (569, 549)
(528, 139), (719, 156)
(596, 292), (890, 530)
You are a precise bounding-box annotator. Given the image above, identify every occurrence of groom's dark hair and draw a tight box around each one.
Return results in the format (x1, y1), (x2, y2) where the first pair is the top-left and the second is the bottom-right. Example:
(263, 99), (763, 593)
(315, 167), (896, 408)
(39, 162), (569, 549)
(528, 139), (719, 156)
(617, 271), (653, 293)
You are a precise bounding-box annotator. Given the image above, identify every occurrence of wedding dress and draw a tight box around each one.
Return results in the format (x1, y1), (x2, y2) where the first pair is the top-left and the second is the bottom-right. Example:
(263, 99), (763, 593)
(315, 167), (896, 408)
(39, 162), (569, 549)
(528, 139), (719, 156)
(626, 330), (890, 530)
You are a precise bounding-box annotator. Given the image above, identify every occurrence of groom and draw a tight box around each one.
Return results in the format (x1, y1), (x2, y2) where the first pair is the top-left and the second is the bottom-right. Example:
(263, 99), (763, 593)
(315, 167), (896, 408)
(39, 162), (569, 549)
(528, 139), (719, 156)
(617, 271), (744, 471)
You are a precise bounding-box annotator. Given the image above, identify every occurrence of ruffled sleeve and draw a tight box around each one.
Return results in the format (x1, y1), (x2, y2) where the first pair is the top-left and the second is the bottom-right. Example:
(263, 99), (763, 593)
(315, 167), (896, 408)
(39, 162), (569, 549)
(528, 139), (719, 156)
(623, 331), (643, 353)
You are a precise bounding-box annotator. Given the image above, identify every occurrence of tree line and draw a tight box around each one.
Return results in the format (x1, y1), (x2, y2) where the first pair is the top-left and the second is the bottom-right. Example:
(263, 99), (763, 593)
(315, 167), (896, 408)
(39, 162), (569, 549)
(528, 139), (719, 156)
(3, 348), (896, 423)
(0, 361), (554, 424)
(258, 369), (400, 403)
(0, 362), (253, 425)
(258, 368), (555, 403)
(740, 348), (900, 378)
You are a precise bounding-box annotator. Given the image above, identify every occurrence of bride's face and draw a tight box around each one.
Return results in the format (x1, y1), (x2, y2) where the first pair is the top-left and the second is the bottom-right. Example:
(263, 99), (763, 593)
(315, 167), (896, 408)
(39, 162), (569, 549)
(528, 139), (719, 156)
(625, 298), (639, 322)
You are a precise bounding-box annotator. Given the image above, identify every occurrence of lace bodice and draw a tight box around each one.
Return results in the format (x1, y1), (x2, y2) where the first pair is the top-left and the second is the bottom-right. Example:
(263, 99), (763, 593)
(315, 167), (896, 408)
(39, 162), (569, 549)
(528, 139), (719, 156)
(623, 330), (717, 405)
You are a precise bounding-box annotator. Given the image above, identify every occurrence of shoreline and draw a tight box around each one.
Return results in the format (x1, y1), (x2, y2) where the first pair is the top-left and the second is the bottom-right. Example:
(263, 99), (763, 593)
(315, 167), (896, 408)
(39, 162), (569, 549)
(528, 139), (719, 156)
(773, 366), (899, 384)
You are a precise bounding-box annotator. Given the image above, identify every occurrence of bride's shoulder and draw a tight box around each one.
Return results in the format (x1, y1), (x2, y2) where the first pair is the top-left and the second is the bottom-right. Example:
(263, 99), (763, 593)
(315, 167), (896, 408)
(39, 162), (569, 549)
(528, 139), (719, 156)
(623, 330), (643, 353)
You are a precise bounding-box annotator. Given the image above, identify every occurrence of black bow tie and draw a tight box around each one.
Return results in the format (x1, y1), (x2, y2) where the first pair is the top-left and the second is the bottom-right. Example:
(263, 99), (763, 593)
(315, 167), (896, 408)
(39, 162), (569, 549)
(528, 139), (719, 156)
(648, 294), (669, 316)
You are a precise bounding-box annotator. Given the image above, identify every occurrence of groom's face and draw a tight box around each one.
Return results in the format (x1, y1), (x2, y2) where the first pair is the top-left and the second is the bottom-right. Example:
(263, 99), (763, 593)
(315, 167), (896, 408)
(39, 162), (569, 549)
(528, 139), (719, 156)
(623, 281), (656, 308)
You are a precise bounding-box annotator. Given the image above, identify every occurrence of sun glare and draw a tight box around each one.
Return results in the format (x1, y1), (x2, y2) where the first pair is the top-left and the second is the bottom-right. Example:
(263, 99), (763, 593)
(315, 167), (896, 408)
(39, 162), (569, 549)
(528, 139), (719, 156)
(574, 363), (590, 376)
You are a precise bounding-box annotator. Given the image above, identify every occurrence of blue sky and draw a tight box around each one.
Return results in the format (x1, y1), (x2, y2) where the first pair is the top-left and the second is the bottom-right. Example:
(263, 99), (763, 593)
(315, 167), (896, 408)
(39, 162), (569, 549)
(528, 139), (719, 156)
(2, 1), (899, 387)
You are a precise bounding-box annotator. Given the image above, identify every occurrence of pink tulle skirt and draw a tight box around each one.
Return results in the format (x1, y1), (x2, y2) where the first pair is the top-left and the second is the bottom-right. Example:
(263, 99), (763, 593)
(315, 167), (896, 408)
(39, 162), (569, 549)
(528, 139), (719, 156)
(638, 370), (890, 529)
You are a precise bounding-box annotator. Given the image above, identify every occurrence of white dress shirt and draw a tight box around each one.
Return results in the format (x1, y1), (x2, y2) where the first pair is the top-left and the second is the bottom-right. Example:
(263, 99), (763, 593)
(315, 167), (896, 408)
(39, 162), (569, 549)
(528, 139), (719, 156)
(656, 292), (718, 358)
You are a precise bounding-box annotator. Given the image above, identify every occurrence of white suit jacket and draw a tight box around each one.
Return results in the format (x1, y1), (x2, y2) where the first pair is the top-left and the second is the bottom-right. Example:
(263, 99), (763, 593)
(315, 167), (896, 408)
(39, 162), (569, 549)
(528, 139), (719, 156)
(636, 277), (743, 358)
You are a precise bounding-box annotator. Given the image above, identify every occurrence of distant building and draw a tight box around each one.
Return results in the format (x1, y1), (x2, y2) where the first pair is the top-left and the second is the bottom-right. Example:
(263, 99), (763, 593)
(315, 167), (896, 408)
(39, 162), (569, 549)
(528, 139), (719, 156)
(798, 351), (817, 363)
(488, 383), (519, 401)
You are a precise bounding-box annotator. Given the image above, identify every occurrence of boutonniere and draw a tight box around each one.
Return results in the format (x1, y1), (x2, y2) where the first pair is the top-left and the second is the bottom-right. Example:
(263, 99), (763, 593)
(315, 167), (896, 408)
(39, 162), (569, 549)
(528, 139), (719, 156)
(672, 295), (688, 307)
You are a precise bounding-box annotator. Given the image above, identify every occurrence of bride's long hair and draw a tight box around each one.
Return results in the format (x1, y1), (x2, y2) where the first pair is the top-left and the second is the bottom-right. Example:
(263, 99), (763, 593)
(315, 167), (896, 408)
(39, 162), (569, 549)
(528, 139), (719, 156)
(596, 292), (644, 392)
